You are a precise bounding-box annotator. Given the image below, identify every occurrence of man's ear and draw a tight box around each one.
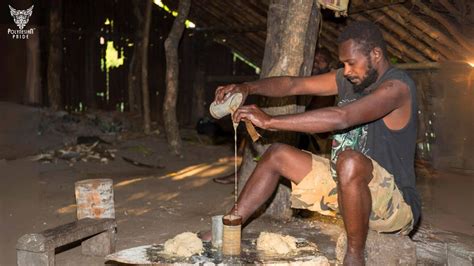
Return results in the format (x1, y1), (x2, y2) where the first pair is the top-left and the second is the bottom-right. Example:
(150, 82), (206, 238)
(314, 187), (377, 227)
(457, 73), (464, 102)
(371, 47), (383, 63)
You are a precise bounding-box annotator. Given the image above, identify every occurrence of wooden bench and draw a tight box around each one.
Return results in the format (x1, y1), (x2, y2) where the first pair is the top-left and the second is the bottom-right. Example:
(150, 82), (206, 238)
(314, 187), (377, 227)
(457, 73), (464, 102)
(17, 218), (116, 266)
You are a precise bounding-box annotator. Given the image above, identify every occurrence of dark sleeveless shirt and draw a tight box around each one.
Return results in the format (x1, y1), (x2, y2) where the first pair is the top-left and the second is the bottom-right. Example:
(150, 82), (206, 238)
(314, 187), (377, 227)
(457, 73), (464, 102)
(331, 67), (421, 224)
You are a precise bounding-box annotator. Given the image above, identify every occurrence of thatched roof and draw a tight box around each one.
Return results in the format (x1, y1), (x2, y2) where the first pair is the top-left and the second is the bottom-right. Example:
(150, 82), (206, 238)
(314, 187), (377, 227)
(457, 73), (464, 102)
(162, 0), (474, 66)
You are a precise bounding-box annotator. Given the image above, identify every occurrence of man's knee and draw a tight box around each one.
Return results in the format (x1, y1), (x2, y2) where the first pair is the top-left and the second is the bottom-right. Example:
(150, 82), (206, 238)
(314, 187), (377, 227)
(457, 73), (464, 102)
(335, 150), (373, 186)
(261, 143), (290, 166)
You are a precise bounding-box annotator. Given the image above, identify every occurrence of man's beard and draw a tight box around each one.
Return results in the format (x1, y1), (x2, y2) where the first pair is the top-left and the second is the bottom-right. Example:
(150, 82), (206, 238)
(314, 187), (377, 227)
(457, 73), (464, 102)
(348, 64), (378, 94)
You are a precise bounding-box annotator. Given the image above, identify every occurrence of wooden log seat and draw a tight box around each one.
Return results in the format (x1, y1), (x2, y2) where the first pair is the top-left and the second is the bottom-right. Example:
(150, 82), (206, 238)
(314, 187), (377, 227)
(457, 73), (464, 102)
(16, 218), (116, 266)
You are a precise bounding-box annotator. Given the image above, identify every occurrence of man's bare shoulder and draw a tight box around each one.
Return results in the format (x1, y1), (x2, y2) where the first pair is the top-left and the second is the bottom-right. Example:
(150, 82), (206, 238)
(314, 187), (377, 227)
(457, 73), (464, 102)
(373, 79), (410, 101)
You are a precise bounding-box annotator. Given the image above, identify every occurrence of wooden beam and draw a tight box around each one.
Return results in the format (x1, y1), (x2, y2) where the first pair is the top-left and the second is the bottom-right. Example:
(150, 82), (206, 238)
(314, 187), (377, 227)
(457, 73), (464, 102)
(380, 7), (458, 60)
(349, 0), (406, 14)
(438, 0), (467, 24)
(396, 62), (440, 69)
(390, 5), (470, 58)
(412, 0), (474, 54)
(365, 10), (442, 61)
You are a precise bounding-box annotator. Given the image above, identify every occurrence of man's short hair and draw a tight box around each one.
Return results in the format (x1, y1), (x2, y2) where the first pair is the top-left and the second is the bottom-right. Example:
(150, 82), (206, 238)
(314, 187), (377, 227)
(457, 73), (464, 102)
(337, 21), (387, 58)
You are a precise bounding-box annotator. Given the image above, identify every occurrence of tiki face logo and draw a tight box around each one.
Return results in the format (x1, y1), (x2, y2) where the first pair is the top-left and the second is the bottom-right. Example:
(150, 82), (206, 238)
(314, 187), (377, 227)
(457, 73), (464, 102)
(9, 5), (34, 30)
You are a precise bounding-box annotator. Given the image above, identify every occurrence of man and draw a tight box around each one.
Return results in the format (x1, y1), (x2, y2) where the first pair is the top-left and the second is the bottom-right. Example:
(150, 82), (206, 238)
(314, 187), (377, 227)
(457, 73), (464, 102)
(214, 21), (421, 265)
(312, 47), (332, 75)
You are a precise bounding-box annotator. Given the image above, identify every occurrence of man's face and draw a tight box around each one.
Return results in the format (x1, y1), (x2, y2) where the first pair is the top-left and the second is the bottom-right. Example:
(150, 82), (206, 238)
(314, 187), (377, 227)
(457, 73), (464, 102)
(338, 39), (378, 93)
(312, 53), (329, 75)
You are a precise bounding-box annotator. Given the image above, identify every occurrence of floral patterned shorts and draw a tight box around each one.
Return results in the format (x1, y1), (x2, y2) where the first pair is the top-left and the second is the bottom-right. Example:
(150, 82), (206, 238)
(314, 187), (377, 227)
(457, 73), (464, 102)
(290, 153), (414, 235)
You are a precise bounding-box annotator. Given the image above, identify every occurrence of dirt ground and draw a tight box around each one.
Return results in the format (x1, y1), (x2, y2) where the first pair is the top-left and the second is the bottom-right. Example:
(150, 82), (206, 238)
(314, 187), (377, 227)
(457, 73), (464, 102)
(0, 102), (473, 265)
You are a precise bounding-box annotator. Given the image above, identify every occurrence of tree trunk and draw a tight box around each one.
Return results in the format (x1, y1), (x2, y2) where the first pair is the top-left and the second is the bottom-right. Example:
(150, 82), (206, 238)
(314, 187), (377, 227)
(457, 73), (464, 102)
(238, 0), (319, 221)
(191, 34), (207, 126)
(141, 0), (152, 134)
(128, 1), (143, 114)
(192, 69), (206, 125)
(47, 0), (62, 111)
(163, 0), (191, 156)
(25, 29), (41, 105)
(85, 33), (97, 109)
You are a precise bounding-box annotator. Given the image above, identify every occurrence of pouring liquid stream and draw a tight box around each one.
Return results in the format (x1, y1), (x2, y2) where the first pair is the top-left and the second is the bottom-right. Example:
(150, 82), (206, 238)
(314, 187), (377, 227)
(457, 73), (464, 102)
(231, 110), (239, 216)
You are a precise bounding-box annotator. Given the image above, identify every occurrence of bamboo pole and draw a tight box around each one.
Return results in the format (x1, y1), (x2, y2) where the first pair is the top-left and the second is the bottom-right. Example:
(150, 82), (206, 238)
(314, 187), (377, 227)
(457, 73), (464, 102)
(390, 5), (469, 57)
(412, 0), (474, 54)
(380, 7), (458, 60)
(366, 10), (442, 62)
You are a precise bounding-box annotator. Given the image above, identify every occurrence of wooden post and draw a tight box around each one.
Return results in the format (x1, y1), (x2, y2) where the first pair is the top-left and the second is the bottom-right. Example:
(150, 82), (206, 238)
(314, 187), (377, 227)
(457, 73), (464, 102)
(191, 34), (207, 127)
(141, 0), (152, 134)
(128, 0), (143, 114)
(75, 179), (115, 219)
(25, 28), (41, 105)
(163, 0), (191, 156)
(47, 0), (63, 111)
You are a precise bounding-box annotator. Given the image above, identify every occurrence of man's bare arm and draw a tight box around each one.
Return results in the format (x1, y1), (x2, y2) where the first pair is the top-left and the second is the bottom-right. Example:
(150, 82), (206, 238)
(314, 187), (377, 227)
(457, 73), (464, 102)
(214, 71), (338, 104)
(246, 71), (338, 97)
(235, 80), (410, 133)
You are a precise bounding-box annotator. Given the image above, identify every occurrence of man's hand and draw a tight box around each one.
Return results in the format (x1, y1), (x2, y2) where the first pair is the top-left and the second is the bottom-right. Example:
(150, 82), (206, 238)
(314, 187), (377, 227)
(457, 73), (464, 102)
(233, 105), (272, 129)
(214, 83), (250, 104)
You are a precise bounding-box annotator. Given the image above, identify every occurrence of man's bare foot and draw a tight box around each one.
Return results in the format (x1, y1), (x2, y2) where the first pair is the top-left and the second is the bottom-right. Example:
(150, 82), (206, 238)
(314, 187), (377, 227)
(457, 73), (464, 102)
(343, 252), (365, 266)
(198, 230), (212, 242)
(213, 174), (234, 184)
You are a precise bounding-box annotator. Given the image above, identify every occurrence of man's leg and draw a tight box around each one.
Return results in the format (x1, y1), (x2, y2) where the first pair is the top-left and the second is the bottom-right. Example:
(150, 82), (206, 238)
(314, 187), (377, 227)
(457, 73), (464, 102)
(228, 143), (312, 224)
(336, 150), (374, 266)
